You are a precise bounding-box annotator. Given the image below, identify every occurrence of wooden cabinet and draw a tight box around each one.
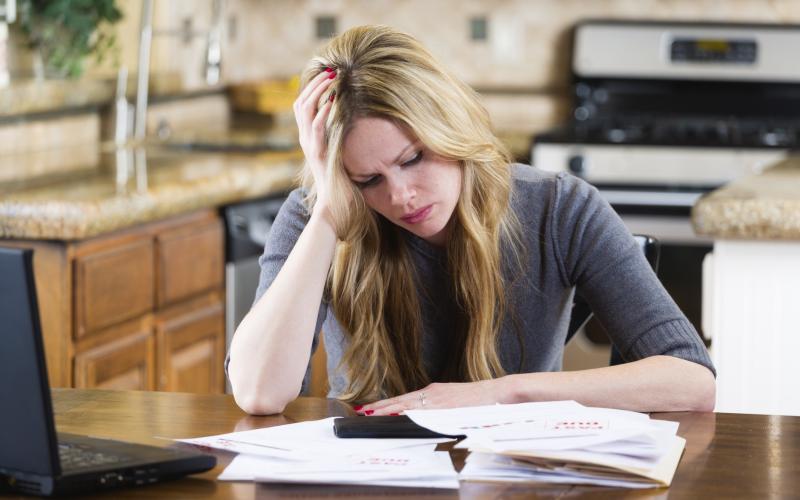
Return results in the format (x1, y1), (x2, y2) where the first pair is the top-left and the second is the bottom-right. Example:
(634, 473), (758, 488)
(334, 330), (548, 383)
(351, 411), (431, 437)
(74, 316), (155, 390)
(156, 219), (223, 308)
(4, 209), (226, 393)
(156, 292), (225, 393)
(74, 235), (155, 338)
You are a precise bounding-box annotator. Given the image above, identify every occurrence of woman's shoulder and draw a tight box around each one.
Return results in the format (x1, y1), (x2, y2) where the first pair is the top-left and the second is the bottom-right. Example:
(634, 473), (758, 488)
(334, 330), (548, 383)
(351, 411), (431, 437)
(510, 163), (597, 206)
(510, 162), (560, 183)
(277, 187), (312, 222)
(509, 163), (564, 209)
(262, 187), (313, 249)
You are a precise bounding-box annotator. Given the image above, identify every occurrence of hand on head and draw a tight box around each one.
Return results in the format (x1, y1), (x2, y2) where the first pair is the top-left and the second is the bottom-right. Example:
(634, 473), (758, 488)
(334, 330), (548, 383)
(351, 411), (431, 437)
(294, 67), (338, 220)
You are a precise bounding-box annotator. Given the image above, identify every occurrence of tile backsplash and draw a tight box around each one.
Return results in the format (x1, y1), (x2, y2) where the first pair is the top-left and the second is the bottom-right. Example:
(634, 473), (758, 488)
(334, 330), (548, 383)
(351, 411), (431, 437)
(191, 0), (800, 134)
(218, 0), (800, 90)
(6, 0), (800, 162)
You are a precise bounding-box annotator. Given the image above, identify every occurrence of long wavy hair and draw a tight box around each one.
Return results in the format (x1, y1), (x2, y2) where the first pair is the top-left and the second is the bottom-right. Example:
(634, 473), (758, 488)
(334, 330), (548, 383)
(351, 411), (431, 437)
(299, 25), (522, 402)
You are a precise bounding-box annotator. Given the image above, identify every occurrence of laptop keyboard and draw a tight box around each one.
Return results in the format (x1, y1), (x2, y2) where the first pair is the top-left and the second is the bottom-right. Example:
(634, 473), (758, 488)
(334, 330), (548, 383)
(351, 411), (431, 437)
(58, 443), (125, 469)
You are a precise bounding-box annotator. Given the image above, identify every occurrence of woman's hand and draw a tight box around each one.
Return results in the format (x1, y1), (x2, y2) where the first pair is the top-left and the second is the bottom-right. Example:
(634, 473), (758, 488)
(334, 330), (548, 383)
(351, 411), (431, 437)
(355, 379), (507, 416)
(294, 68), (337, 216)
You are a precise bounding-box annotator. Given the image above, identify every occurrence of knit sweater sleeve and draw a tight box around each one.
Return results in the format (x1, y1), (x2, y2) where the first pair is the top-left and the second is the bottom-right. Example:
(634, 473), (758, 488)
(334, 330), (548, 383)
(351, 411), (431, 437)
(549, 172), (715, 376)
(224, 188), (328, 392)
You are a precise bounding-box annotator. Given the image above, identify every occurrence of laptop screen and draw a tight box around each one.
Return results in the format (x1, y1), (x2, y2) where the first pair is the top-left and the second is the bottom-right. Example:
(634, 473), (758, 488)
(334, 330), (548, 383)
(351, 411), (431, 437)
(0, 248), (60, 476)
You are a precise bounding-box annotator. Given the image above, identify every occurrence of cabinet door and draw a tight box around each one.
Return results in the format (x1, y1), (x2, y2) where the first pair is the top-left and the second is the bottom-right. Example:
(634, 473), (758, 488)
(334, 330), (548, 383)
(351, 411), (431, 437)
(73, 235), (154, 338)
(156, 292), (225, 393)
(155, 218), (223, 308)
(73, 317), (155, 390)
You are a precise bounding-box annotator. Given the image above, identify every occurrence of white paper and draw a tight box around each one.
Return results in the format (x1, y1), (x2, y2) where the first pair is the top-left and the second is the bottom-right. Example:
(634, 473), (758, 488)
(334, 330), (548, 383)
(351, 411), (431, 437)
(405, 400), (586, 437)
(177, 417), (452, 461)
(407, 401), (684, 488)
(221, 447), (459, 489)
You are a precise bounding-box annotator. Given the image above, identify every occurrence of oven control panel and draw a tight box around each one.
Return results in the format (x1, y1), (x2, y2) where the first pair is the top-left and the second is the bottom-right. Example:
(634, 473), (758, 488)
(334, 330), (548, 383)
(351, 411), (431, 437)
(573, 21), (800, 82)
(670, 38), (757, 64)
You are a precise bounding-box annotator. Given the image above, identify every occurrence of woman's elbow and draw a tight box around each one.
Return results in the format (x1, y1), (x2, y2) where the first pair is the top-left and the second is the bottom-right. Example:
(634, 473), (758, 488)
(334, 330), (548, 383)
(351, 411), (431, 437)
(691, 368), (717, 412)
(234, 393), (287, 415)
(232, 386), (296, 415)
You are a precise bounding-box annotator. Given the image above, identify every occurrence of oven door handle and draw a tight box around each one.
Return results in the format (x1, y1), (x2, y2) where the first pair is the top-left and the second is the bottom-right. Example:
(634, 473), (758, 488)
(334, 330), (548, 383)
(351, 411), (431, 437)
(596, 189), (704, 208)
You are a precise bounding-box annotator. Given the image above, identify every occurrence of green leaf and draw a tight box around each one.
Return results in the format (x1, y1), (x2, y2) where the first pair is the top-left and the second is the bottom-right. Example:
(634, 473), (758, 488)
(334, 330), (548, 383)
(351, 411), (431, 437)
(17, 0), (124, 78)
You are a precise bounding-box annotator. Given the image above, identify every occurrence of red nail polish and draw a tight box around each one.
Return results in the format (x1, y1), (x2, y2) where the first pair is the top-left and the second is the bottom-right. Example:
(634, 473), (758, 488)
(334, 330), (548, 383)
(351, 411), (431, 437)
(324, 67), (333, 73)
(328, 71), (337, 79)
(353, 404), (363, 411)
(389, 413), (400, 416)
(365, 409), (374, 415)
(329, 90), (336, 102)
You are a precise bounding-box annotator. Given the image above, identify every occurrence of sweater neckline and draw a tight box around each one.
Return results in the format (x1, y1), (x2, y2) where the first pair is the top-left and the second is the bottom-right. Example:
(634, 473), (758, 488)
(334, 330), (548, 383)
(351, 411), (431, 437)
(402, 229), (445, 261)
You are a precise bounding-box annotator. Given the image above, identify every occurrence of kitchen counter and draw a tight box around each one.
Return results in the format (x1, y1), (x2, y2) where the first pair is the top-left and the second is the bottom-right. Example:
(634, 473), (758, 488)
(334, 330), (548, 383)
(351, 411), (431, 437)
(0, 73), (186, 117)
(690, 155), (800, 417)
(0, 145), (304, 240)
(691, 156), (800, 239)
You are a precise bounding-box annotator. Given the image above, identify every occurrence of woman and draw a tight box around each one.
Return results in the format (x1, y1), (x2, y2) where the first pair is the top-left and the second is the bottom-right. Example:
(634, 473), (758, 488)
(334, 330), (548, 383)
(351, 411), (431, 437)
(228, 25), (715, 416)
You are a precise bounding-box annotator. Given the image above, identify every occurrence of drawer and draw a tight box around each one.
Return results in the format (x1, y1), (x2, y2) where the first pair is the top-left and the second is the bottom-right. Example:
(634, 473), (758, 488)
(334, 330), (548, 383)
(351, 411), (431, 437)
(156, 218), (223, 308)
(73, 316), (155, 390)
(155, 292), (225, 393)
(74, 236), (155, 338)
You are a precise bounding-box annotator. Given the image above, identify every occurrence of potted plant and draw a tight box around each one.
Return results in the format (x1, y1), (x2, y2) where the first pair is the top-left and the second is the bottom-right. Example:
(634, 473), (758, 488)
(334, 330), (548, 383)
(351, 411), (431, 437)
(17, 0), (123, 79)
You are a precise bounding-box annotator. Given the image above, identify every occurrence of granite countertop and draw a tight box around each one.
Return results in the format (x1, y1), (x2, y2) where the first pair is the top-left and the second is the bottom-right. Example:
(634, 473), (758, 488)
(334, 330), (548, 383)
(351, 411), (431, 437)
(0, 73), (187, 117)
(0, 145), (304, 240)
(692, 156), (800, 240)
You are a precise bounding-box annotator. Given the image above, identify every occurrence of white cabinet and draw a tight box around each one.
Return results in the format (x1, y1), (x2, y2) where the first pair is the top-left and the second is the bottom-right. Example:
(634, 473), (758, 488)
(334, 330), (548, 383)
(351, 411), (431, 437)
(703, 240), (800, 416)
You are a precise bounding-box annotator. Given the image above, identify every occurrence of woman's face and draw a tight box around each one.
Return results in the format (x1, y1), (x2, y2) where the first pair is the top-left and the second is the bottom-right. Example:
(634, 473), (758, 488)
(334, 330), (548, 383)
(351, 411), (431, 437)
(342, 117), (462, 246)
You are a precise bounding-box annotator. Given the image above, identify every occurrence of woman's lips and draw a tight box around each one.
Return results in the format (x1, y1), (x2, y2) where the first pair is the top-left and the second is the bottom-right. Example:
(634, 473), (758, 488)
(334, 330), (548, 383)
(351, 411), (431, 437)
(401, 204), (433, 224)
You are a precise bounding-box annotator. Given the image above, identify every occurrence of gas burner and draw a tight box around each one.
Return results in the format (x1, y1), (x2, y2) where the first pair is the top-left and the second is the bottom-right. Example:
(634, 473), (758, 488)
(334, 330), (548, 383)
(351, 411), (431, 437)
(569, 118), (800, 149)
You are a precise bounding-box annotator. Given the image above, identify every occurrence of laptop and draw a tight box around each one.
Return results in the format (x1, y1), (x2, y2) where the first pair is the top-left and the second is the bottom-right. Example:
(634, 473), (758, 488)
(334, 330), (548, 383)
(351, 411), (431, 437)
(0, 247), (216, 496)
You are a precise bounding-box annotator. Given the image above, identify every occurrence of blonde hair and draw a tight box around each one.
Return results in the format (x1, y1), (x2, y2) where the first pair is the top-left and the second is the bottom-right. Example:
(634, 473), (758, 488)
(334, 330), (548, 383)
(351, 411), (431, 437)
(299, 25), (522, 402)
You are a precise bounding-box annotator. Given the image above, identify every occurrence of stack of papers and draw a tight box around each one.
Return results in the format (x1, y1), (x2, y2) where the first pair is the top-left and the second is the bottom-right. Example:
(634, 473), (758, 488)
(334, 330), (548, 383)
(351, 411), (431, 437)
(176, 417), (459, 489)
(177, 401), (684, 490)
(406, 401), (685, 489)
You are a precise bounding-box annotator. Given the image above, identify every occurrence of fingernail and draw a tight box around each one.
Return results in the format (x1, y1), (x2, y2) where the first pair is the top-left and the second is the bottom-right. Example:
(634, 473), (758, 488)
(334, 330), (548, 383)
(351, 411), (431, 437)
(324, 67), (333, 73)
(328, 71), (337, 79)
(329, 90), (336, 102)
(353, 404), (363, 411)
(389, 413), (400, 416)
(365, 409), (374, 415)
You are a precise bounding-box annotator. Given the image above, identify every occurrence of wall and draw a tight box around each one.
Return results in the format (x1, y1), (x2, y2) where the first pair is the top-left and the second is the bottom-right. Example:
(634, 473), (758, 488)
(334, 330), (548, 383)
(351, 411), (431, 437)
(93, 0), (800, 136)
(5, 0), (800, 164)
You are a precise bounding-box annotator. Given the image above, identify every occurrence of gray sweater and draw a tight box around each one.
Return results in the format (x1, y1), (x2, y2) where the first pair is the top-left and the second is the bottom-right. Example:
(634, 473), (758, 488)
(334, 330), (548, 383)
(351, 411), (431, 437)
(238, 164), (714, 397)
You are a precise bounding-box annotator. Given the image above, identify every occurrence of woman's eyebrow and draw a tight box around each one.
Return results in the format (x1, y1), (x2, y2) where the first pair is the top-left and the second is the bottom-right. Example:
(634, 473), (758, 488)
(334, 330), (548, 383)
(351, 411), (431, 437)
(348, 141), (418, 180)
(391, 141), (417, 165)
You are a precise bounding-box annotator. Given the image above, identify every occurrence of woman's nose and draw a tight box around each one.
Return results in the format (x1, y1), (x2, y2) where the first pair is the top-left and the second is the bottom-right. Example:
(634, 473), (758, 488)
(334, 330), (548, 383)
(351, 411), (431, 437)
(388, 177), (414, 206)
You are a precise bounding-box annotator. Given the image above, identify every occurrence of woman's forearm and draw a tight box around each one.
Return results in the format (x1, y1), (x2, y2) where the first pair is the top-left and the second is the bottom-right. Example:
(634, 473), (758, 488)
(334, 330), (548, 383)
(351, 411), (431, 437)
(499, 355), (716, 412)
(228, 211), (337, 415)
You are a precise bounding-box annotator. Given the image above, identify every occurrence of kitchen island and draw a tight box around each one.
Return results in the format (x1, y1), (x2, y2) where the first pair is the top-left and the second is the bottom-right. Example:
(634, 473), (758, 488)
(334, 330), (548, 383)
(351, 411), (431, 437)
(0, 145), (303, 393)
(692, 156), (800, 417)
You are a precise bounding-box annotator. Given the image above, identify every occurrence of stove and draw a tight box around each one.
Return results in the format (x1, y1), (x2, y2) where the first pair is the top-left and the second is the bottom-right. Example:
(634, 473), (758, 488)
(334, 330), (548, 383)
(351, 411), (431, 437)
(533, 20), (800, 210)
(531, 20), (800, 368)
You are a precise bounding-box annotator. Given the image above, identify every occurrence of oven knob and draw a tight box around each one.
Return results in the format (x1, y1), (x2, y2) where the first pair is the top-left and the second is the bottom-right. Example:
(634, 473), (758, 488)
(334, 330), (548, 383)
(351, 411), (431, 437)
(567, 155), (586, 176)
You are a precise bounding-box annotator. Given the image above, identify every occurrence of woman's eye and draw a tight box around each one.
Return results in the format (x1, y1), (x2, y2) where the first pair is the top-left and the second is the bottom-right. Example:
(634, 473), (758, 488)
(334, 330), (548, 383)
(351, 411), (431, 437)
(356, 175), (381, 188)
(402, 151), (423, 167)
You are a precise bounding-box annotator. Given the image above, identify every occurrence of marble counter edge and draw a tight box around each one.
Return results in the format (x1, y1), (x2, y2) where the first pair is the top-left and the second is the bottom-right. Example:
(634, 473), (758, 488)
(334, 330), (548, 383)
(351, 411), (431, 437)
(691, 159), (800, 240)
(0, 159), (301, 241)
(692, 198), (800, 240)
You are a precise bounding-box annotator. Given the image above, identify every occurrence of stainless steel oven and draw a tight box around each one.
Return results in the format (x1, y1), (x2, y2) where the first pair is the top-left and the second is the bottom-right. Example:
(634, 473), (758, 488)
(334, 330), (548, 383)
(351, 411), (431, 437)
(532, 20), (800, 369)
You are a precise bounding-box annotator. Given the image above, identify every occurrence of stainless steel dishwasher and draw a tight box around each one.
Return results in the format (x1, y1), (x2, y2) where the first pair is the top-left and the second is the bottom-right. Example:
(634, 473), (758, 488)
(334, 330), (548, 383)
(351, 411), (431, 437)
(222, 194), (288, 392)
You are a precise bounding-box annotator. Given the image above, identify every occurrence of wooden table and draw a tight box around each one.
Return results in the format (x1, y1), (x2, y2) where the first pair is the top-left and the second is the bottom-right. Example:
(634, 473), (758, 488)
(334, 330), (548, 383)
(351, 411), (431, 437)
(6, 388), (798, 499)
